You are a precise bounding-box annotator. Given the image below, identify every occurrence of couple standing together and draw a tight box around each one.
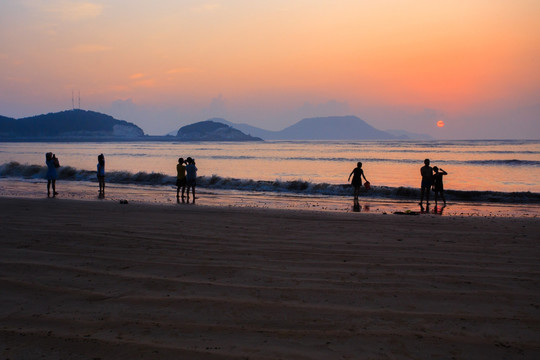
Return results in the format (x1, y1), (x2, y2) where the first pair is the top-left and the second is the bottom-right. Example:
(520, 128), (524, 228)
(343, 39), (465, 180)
(176, 157), (197, 201)
(420, 158), (447, 207)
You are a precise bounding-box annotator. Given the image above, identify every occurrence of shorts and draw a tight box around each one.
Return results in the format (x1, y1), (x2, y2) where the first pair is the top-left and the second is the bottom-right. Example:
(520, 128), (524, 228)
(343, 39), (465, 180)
(186, 178), (196, 187)
(421, 179), (432, 189)
(176, 178), (186, 187)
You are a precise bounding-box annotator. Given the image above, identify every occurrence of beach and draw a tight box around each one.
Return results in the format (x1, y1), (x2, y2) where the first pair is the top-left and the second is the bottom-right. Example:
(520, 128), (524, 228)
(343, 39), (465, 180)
(1, 197), (539, 359)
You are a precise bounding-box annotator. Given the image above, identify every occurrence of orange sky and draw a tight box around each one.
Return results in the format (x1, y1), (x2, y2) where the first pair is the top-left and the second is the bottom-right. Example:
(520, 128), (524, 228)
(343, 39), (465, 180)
(1, 0), (539, 137)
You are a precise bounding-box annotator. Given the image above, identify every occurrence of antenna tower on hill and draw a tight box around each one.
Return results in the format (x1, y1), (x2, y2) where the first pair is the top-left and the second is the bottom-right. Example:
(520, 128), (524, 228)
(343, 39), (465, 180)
(71, 90), (81, 110)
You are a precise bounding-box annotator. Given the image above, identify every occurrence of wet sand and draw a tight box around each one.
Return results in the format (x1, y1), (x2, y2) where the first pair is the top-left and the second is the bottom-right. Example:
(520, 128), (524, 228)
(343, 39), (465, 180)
(1, 197), (539, 359)
(1, 178), (539, 217)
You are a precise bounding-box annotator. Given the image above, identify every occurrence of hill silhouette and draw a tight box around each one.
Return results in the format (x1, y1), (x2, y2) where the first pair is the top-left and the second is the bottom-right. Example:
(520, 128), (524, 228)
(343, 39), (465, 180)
(0, 109), (144, 139)
(176, 120), (262, 141)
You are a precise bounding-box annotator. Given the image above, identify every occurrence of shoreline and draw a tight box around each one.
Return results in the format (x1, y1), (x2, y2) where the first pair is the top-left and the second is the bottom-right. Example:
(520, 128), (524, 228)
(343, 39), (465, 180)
(1, 197), (539, 359)
(1, 177), (539, 218)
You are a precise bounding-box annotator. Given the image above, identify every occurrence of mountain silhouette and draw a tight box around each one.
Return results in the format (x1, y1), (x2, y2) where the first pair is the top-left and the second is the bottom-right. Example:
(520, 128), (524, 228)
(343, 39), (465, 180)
(222, 116), (397, 140)
(276, 116), (395, 140)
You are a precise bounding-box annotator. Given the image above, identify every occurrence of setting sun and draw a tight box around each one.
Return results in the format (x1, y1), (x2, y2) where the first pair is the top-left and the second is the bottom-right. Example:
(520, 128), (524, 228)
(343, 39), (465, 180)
(437, 120), (445, 128)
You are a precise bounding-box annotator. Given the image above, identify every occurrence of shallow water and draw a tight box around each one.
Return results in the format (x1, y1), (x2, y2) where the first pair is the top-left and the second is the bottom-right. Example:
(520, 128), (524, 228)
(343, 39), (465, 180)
(1, 140), (539, 217)
(1, 140), (538, 192)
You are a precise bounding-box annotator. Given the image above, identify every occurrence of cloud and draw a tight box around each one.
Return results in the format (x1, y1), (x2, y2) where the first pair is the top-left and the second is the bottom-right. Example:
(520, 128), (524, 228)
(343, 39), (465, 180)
(207, 94), (227, 116)
(167, 67), (197, 75)
(127, 74), (156, 87)
(25, 1), (104, 21)
(65, 2), (103, 20)
(129, 73), (146, 80)
(133, 79), (157, 88)
(192, 3), (220, 13)
(71, 44), (111, 53)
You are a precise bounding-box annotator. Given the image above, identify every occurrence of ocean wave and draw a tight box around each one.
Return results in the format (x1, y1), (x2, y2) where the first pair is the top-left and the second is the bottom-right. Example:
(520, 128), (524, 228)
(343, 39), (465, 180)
(1, 162), (538, 204)
(188, 156), (540, 166)
(467, 159), (539, 166)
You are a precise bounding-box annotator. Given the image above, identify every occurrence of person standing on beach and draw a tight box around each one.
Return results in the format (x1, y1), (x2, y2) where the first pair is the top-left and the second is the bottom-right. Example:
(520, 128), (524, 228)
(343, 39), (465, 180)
(348, 162), (368, 207)
(432, 166), (448, 205)
(185, 157), (198, 203)
(45, 152), (59, 197)
(420, 159), (433, 207)
(176, 157), (186, 199)
(97, 154), (105, 196)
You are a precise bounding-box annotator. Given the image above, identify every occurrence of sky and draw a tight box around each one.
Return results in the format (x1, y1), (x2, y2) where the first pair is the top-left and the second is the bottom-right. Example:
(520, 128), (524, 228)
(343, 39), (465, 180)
(1, 0), (539, 138)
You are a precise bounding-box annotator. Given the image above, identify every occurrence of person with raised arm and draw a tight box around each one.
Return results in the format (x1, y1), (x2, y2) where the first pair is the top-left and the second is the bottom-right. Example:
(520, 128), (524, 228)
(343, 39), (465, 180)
(432, 166), (448, 205)
(45, 152), (60, 197)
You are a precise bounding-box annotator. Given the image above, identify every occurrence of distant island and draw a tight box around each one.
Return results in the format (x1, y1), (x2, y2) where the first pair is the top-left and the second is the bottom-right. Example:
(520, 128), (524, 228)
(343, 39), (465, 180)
(0, 110), (144, 140)
(0, 110), (432, 141)
(176, 120), (262, 141)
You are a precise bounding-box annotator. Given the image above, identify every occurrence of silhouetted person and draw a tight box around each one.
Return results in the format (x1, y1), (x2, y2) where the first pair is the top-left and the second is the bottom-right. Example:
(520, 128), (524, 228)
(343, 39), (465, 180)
(432, 166), (448, 205)
(97, 153), (105, 196)
(185, 157), (198, 203)
(45, 152), (59, 197)
(348, 161), (368, 208)
(176, 157), (186, 199)
(419, 158), (433, 207)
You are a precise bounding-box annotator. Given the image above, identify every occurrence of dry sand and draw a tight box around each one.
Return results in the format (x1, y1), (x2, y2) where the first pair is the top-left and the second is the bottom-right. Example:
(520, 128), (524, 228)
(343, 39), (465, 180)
(0, 197), (539, 359)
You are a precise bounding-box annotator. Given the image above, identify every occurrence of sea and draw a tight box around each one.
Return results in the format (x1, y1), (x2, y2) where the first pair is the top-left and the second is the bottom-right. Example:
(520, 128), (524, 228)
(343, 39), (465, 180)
(1, 140), (539, 217)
